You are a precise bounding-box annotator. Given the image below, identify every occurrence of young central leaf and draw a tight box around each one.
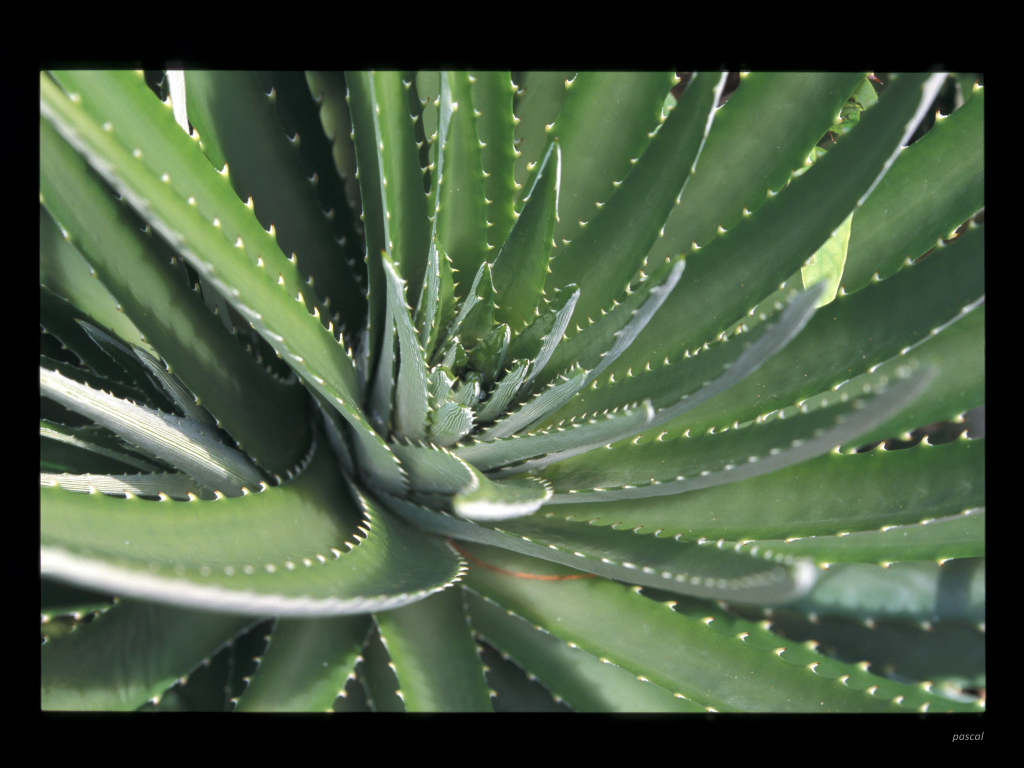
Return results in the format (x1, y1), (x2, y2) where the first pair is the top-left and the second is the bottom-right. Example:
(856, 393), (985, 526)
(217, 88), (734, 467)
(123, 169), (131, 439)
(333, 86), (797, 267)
(382, 253), (430, 441)
(449, 262), (496, 348)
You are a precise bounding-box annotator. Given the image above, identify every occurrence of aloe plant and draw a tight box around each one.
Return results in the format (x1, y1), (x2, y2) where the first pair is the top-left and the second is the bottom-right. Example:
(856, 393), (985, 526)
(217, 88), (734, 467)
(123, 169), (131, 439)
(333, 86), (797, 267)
(40, 70), (984, 712)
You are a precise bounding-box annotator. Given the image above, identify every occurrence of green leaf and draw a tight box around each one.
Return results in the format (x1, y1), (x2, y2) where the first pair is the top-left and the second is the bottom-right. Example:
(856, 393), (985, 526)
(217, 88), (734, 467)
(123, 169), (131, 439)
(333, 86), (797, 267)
(478, 640), (572, 711)
(843, 87), (984, 293)
(374, 588), (493, 712)
(461, 544), (981, 712)
(791, 558), (985, 626)
(391, 442), (475, 495)
(126, 342), (214, 426)
(531, 434), (983, 543)
(605, 73), (948, 386)
(382, 494), (813, 605)
(652, 224), (983, 442)
(40, 353), (148, 408)
(264, 71), (367, 288)
(651, 587), (981, 708)
(39, 284), (140, 385)
(358, 623), (405, 711)
(451, 375), (480, 411)
(956, 74), (979, 103)
(435, 72), (490, 300)
(46, 71), (335, 332)
(529, 73), (676, 257)
(414, 238), (456, 361)
(755, 606), (984, 692)
(429, 401), (475, 447)
(428, 366), (455, 404)
(542, 366), (934, 502)
(506, 283), (575, 362)
(40, 365), (265, 496)
(447, 261), (496, 348)
(478, 366), (588, 441)
(42, 471), (205, 500)
(736, 508), (984, 565)
(72, 316), (212, 427)
(381, 253), (430, 441)
(41, 577), (116, 621)
(182, 71), (365, 331)
(471, 72), (519, 250)
(642, 73), (865, 268)
(545, 72), (725, 327)
(538, 258), (685, 389)
(41, 441), (464, 616)
(343, 71), (388, 383)
(801, 211), (852, 307)
(476, 360), (528, 424)
(42, 599), (254, 711)
(491, 142), (559, 334)
(41, 420), (166, 475)
(73, 319), (179, 413)
(438, 336), (469, 372)
(369, 71), (432, 302)
(512, 72), (572, 199)
(465, 589), (700, 711)
(40, 72), (390, 481)
(304, 72), (360, 214)
(368, 271), (397, 435)
(468, 323), (510, 388)
(453, 468), (552, 522)
(413, 72), (440, 197)
(456, 401), (654, 473)
(39, 206), (154, 357)
(538, 283), (824, 443)
(454, 375), (483, 408)
(830, 76), (879, 136)
(833, 304), (984, 449)
(388, 443), (550, 520)
(234, 615), (371, 712)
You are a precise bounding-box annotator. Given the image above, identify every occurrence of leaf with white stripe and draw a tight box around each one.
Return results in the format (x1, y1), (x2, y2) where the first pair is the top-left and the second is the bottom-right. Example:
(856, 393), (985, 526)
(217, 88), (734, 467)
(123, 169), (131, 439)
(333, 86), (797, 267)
(40, 365), (264, 497)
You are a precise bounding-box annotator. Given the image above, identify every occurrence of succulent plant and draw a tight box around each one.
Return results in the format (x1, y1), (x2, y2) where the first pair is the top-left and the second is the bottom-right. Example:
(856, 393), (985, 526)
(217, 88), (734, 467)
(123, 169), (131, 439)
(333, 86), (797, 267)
(40, 70), (984, 712)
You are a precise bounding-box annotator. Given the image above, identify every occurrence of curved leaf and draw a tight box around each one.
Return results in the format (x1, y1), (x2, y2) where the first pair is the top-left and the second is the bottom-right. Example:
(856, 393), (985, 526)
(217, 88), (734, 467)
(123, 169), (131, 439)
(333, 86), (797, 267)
(41, 440), (465, 616)
(40, 72), (405, 492)
(41, 471), (205, 500)
(461, 544), (981, 712)
(40, 365), (265, 496)
(381, 494), (815, 605)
